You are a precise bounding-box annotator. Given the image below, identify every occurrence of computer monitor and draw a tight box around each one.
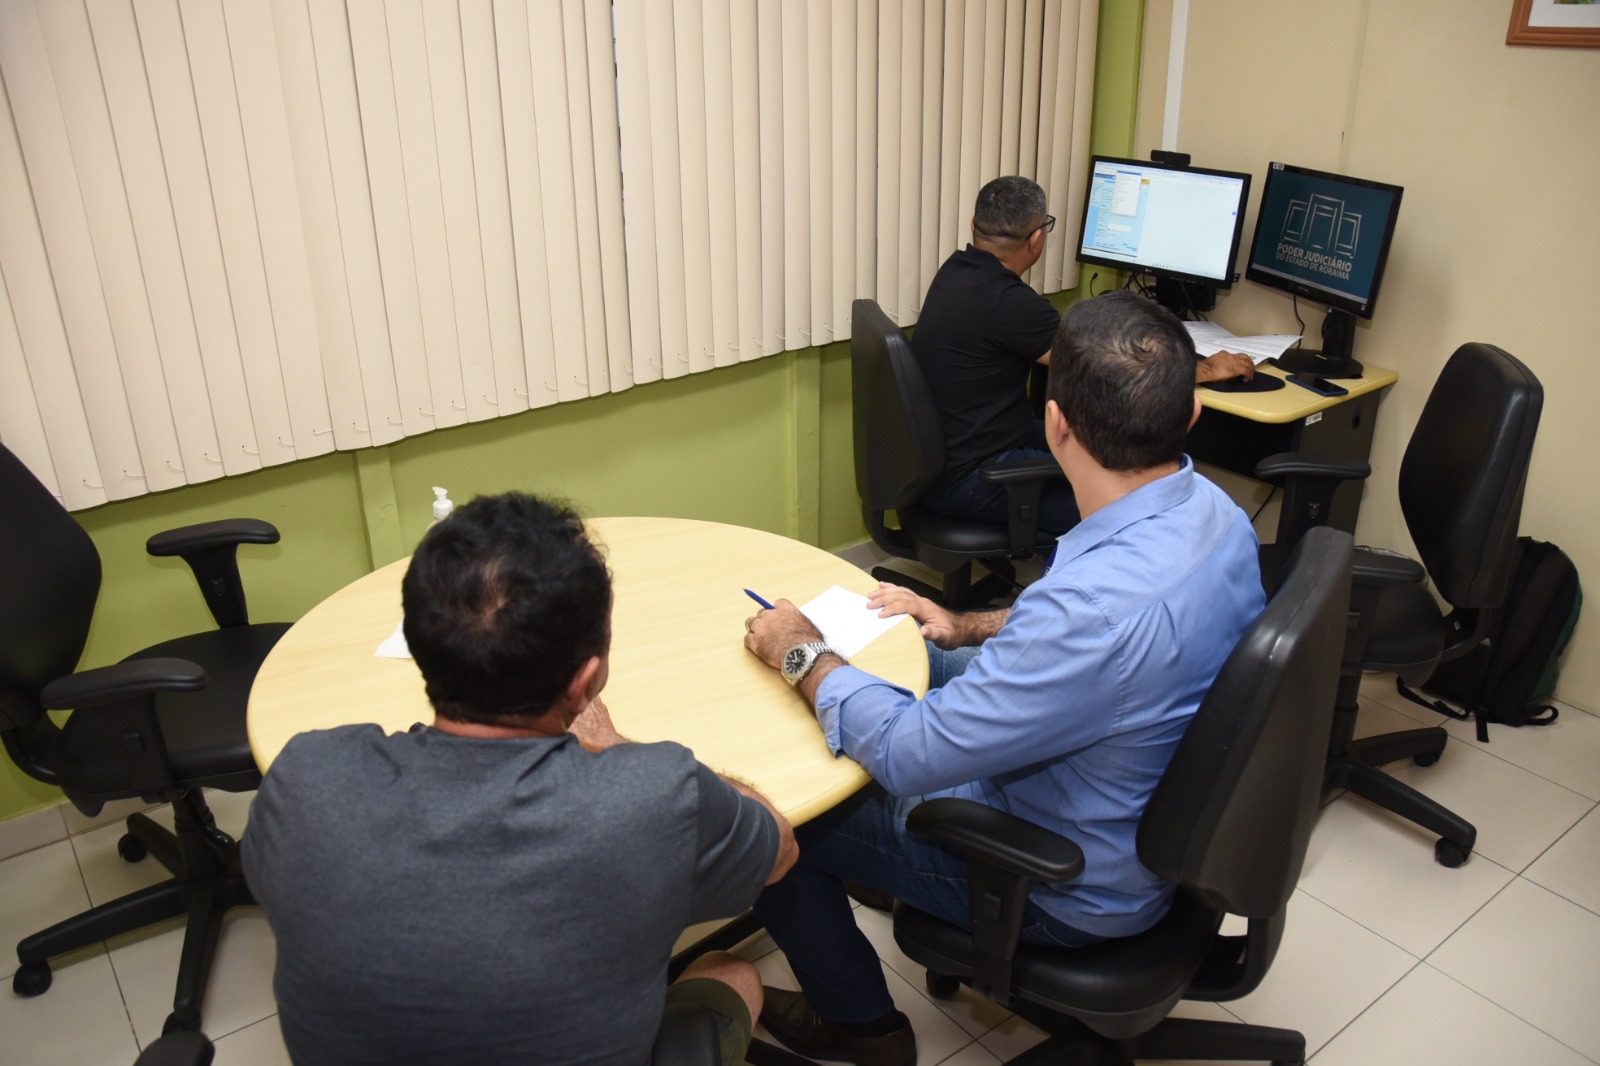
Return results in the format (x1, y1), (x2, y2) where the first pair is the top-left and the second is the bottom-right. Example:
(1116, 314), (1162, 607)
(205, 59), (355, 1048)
(1245, 162), (1403, 377)
(1075, 155), (1252, 318)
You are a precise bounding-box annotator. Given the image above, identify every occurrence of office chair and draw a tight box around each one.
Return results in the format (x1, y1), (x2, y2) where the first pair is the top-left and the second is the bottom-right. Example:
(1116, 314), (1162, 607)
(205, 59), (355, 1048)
(1255, 342), (1542, 866)
(892, 526), (1351, 1066)
(0, 443), (289, 1033)
(850, 298), (1065, 608)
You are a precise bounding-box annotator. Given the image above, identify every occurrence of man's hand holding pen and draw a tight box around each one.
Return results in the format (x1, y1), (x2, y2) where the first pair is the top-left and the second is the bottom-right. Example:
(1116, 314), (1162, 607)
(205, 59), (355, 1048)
(743, 599), (826, 670)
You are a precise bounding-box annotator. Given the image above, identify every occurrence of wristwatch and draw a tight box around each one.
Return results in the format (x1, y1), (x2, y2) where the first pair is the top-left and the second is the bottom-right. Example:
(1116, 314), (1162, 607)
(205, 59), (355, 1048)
(781, 641), (840, 687)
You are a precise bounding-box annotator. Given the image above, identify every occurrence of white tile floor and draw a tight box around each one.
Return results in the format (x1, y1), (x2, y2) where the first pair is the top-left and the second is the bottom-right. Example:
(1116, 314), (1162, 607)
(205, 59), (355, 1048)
(4, 676), (1600, 1064)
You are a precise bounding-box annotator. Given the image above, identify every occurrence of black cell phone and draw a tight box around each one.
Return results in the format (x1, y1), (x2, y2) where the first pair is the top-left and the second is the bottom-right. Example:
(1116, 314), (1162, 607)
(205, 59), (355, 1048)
(1287, 372), (1349, 397)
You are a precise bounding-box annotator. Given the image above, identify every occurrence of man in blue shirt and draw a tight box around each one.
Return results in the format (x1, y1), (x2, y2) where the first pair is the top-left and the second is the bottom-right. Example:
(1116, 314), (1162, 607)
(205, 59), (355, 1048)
(743, 291), (1264, 1066)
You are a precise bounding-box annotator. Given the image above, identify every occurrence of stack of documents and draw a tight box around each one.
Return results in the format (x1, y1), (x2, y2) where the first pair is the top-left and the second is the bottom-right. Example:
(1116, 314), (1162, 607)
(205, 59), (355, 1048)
(1183, 321), (1303, 364)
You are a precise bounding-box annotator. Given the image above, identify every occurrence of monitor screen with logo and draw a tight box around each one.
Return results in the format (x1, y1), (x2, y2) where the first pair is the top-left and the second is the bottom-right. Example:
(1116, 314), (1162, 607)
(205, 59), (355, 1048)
(1245, 163), (1403, 320)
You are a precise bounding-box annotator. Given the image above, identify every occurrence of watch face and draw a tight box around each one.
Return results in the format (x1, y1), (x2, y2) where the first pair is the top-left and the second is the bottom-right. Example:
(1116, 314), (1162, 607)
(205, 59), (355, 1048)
(782, 645), (810, 679)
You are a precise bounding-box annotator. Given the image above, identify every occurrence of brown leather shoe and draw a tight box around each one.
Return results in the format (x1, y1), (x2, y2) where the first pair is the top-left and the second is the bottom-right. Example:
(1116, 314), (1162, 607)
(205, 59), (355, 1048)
(758, 986), (916, 1066)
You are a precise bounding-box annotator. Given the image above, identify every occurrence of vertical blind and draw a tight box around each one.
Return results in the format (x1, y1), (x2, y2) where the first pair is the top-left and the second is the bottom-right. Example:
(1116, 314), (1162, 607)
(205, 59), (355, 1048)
(0, 0), (1096, 511)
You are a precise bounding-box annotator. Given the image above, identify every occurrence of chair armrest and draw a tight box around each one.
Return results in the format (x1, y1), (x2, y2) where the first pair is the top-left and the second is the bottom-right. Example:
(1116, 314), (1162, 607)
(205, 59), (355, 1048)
(146, 518), (280, 556)
(40, 659), (206, 799)
(1254, 453), (1371, 548)
(147, 519), (280, 630)
(905, 797), (1085, 1003)
(1351, 547), (1426, 588)
(40, 658), (206, 710)
(1253, 453), (1371, 483)
(907, 797), (1085, 882)
(1331, 548), (1429, 674)
(977, 455), (1063, 485)
(977, 456), (1066, 556)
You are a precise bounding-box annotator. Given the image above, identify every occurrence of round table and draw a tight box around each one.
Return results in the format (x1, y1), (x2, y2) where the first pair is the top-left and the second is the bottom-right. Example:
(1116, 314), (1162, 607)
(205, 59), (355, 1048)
(247, 516), (929, 823)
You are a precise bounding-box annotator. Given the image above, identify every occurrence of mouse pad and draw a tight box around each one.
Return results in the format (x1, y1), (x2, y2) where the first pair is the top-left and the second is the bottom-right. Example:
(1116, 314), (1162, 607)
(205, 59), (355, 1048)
(1201, 375), (1286, 394)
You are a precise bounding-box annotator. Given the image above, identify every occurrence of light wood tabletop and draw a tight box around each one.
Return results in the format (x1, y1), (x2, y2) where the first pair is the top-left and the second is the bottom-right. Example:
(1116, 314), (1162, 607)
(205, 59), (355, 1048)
(1198, 361), (1397, 424)
(247, 516), (929, 824)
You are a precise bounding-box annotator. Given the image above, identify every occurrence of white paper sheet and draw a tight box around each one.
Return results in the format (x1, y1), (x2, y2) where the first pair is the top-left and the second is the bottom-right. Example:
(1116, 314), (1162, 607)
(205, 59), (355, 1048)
(799, 585), (909, 658)
(1183, 321), (1302, 363)
(375, 621), (411, 659)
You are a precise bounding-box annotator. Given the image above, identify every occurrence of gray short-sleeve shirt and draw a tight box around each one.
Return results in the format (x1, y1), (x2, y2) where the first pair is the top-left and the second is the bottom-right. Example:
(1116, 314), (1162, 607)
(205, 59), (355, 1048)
(241, 724), (777, 1065)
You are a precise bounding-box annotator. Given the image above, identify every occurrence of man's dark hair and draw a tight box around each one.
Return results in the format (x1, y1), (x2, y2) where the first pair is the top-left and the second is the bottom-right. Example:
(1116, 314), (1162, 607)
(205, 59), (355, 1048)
(402, 493), (611, 725)
(973, 176), (1047, 243)
(1046, 291), (1197, 472)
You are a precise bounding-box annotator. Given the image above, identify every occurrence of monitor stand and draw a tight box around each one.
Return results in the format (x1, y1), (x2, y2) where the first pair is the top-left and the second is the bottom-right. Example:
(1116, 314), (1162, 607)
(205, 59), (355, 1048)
(1272, 308), (1363, 378)
(1153, 276), (1217, 319)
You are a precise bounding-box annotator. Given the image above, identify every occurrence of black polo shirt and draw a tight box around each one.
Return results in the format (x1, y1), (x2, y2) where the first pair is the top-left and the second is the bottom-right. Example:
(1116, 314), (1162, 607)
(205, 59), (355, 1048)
(912, 245), (1061, 493)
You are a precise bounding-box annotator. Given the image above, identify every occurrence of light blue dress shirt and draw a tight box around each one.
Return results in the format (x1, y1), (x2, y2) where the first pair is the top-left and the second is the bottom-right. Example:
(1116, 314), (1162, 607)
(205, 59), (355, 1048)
(813, 456), (1264, 937)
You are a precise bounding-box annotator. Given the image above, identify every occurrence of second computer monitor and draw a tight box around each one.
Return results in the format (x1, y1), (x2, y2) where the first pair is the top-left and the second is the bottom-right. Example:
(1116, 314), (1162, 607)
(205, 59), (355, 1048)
(1075, 155), (1252, 315)
(1245, 162), (1404, 375)
(1245, 162), (1403, 319)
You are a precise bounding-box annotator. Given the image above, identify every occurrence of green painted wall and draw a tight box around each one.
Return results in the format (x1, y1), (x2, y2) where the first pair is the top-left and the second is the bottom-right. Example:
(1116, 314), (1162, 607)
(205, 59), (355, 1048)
(1090, 0), (1144, 160)
(2, 0), (1143, 825)
(3, 355), (816, 823)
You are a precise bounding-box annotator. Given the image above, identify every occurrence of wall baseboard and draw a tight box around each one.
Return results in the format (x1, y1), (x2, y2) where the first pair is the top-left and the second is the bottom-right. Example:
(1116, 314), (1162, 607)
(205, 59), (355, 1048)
(0, 796), (157, 863)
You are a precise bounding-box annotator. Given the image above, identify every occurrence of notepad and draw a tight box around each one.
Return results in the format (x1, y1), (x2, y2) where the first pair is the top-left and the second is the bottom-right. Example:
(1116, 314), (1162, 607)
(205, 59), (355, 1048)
(799, 585), (909, 658)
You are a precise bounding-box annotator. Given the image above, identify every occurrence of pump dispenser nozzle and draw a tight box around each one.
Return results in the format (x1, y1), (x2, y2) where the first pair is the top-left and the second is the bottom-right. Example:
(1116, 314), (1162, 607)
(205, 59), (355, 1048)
(431, 486), (453, 525)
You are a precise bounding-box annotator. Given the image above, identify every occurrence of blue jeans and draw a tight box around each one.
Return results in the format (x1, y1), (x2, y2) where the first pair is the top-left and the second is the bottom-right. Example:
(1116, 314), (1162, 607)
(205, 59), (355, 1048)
(919, 421), (1080, 533)
(751, 645), (1101, 1024)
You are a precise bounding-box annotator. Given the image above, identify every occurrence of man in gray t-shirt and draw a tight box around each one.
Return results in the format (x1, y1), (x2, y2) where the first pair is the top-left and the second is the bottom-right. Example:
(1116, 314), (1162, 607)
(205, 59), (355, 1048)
(242, 494), (797, 1066)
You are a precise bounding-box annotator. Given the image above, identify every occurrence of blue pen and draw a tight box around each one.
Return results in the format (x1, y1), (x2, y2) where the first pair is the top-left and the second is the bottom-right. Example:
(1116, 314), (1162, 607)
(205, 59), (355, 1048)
(744, 588), (775, 610)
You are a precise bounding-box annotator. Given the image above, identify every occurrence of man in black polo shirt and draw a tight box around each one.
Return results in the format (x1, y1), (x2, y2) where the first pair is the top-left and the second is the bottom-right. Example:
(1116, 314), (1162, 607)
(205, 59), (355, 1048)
(914, 176), (1253, 531)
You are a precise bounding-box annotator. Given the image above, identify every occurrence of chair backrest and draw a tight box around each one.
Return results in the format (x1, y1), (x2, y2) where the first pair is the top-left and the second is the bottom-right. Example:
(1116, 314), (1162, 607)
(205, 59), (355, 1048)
(850, 299), (946, 511)
(1399, 342), (1542, 610)
(0, 444), (101, 736)
(1138, 526), (1351, 920)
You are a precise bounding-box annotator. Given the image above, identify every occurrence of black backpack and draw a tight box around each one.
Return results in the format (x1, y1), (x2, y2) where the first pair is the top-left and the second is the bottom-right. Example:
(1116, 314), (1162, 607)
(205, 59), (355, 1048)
(1398, 537), (1582, 742)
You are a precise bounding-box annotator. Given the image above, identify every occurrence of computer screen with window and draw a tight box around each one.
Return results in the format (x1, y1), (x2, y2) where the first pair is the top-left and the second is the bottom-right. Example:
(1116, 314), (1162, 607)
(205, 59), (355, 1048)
(1075, 156), (1252, 308)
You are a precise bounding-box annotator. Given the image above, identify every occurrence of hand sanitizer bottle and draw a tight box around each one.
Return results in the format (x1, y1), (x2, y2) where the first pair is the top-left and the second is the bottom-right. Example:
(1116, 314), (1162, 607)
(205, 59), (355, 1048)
(431, 486), (454, 525)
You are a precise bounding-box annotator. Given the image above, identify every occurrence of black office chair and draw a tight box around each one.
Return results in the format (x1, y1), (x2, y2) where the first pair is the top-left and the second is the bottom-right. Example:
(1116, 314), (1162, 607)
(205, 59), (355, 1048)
(1255, 342), (1542, 866)
(850, 298), (1065, 608)
(0, 443), (289, 1033)
(891, 526), (1352, 1066)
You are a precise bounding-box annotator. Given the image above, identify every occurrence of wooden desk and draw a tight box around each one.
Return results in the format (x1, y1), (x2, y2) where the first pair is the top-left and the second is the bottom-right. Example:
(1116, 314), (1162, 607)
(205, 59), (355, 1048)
(1190, 362), (1398, 532)
(247, 517), (929, 824)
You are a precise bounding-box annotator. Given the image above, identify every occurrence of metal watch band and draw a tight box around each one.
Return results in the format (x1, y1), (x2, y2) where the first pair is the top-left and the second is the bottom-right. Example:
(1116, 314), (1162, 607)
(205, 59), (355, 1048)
(783, 641), (839, 686)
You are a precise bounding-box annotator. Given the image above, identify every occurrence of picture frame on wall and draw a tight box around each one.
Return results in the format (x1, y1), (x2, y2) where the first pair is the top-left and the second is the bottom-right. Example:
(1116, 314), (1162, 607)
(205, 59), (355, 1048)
(1507, 0), (1600, 47)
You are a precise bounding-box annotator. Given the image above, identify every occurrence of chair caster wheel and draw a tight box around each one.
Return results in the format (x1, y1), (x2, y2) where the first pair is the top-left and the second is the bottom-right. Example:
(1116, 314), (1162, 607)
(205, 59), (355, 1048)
(13, 961), (51, 996)
(1435, 838), (1469, 868)
(925, 971), (960, 998)
(1412, 750), (1441, 768)
(162, 1011), (200, 1035)
(118, 834), (148, 863)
